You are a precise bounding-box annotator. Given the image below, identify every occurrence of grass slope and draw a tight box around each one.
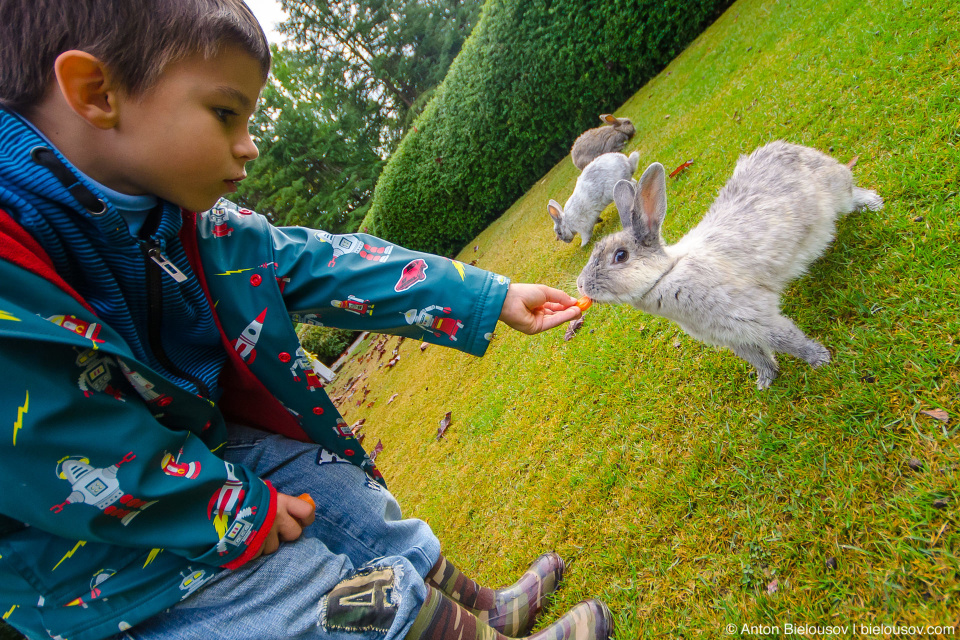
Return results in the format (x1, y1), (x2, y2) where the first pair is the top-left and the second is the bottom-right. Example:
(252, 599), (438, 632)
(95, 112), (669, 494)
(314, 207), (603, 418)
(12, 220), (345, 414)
(333, 0), (959, 635)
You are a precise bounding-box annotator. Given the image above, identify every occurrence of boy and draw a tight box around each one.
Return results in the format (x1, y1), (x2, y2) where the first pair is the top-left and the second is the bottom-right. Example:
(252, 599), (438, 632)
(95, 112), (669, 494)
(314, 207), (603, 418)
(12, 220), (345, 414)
(0, 1), (614, 640)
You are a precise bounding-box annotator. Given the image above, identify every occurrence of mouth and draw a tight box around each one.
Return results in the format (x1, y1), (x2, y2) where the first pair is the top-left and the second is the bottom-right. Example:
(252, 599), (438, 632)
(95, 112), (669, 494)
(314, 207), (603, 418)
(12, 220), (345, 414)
(223, 175), (246, 192)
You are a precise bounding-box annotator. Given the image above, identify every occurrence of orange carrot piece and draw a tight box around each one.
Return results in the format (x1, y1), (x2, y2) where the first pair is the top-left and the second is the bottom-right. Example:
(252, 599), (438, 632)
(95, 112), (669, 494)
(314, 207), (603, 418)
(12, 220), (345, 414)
(575, 296), (593, 311)
(298, 493), (316, 509)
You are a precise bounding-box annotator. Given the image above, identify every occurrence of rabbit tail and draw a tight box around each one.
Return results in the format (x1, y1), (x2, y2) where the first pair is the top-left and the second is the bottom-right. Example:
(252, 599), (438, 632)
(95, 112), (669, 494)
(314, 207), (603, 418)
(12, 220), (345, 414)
(852, 187), (884, 212)
(628, 151), (640, 174)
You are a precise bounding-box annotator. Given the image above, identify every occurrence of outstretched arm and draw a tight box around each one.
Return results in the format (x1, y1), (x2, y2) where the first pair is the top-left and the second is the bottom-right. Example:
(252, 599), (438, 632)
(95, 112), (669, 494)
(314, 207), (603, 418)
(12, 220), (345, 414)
(499, 283), (581, 335)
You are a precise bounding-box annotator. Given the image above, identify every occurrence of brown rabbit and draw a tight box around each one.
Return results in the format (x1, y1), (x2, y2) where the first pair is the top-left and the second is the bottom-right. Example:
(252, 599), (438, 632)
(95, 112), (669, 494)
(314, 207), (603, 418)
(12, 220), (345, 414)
(570, 114), (636, 170)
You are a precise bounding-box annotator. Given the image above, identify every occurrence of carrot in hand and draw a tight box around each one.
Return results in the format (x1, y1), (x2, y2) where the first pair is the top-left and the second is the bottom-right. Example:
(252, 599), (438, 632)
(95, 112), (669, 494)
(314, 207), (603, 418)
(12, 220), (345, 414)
(298, 493), (316, 509)
(575, 296), (593, 311)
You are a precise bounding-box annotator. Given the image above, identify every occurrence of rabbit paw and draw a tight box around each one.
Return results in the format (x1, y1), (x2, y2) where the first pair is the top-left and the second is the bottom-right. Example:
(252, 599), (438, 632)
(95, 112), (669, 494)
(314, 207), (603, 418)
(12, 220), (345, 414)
(804, 342), (831, 368)
(755, 370), (778, 390)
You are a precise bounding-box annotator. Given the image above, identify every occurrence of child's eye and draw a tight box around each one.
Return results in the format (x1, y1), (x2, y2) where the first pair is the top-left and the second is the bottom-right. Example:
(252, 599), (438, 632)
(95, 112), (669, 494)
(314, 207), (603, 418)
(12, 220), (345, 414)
(213, 107), (237, 122)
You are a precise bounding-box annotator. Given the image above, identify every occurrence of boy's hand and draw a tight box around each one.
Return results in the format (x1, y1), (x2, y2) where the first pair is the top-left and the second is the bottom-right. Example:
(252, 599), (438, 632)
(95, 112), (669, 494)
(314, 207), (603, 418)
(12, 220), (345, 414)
(253, 492), (316, 559)
(499, 283), (581, 335)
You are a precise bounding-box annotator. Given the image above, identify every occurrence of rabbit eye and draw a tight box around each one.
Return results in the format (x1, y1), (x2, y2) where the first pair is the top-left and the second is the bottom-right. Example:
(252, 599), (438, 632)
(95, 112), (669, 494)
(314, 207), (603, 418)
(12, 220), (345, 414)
(613, 249), (629, 264)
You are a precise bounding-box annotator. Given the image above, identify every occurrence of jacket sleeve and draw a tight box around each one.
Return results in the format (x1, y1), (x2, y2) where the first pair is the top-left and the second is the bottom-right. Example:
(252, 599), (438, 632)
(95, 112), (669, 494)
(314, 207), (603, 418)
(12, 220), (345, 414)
(267, 226), (511, 357)
(0, 304), (275, 570)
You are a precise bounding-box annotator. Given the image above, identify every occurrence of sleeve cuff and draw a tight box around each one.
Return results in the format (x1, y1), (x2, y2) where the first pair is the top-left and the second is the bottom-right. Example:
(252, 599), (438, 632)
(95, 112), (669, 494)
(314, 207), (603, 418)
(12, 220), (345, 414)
(220, 480), (278, 570)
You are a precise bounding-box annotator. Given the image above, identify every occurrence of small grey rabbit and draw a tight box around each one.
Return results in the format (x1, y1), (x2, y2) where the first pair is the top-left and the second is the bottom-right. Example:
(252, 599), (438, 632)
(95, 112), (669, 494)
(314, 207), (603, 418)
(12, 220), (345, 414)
(571, 114), (637, 170)
(576, 141), (884, 389)
(548, 151), (640, 247)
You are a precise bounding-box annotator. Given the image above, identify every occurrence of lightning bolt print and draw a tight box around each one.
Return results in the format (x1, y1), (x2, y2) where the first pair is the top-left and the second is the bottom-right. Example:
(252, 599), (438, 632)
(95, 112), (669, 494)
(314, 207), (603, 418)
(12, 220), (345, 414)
(52, 541), (86, 571)
(143, 548), (163, 568)
(2, 605), (15, 620)
(12, 391), (28, 446)
(0, 310), (20, 322)
(216, 268), (255, 276)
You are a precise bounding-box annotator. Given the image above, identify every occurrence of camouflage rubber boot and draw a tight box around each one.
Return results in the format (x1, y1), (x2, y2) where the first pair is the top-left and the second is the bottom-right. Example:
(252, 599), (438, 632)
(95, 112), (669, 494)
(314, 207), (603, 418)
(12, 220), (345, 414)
(425, 553), (565, 636)
(405, 585), (613, 640)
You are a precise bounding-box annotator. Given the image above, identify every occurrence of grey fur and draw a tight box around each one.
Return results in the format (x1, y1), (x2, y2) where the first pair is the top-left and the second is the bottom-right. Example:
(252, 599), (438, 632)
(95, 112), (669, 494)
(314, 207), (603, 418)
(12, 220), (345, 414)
(548, 151), (640, 247)
(571, 114), (637, 170)
(576, 140), (884, 389)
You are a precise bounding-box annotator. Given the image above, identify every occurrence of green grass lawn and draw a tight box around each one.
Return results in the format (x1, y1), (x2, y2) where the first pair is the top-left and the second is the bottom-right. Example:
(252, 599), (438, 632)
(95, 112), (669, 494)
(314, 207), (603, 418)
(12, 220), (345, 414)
(334, 0), (958, 635)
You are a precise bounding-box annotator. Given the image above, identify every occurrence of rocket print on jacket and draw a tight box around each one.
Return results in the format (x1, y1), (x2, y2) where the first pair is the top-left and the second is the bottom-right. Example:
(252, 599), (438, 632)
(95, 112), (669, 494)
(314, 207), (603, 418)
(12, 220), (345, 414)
(206, 462), (258, 557)
(118, 360), (172, 410)
(65, 569), (117, 608)
(50, 453), (157, 525)
(160, 449), (201, 479)
(46, 315), (104, 345)
(314, 231), (393, 267)
(234, 308), (267, 364)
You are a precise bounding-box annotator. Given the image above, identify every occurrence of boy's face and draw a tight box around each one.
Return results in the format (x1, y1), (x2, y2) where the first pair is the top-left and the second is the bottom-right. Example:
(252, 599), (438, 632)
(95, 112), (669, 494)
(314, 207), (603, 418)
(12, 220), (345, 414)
(108, 44), (264, 212)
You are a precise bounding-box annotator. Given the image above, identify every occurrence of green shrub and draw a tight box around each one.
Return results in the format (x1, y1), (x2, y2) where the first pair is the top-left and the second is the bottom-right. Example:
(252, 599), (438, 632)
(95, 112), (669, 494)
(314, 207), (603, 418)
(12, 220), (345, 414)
(297, 325), (358, 365)
(368, 0), (733, 256)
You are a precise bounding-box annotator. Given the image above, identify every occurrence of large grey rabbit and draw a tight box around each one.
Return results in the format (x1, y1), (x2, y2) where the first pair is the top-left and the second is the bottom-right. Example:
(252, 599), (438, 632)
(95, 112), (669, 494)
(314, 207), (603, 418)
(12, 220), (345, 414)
(571, 114), (636, 170)
(548, 151), (640, 247)
(576, 140), (884, 389)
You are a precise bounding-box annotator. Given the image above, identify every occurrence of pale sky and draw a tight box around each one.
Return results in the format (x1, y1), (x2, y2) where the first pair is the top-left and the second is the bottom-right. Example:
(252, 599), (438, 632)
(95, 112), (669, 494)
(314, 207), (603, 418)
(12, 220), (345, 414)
(244, 0), (288, 44)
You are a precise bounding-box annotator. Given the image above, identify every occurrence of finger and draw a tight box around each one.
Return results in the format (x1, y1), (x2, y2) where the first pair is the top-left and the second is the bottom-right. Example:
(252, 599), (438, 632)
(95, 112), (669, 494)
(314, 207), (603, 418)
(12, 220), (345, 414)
(537, 286), (578, 305)
(288, 494), (316, 526)
(259, 532), (280, 557)
(276, 512), (305, 542)
(536, 307), (582, 332)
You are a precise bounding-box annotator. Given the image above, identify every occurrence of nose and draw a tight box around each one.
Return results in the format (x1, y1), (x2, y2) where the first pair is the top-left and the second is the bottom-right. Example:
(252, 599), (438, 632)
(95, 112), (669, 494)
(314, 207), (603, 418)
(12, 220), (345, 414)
(234, 131), (259, 161)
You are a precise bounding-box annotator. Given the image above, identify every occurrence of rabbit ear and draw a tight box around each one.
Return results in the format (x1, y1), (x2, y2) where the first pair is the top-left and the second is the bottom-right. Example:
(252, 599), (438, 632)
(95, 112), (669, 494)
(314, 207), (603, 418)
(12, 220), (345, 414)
(613, 180), (637, 229)
(601, 114), (618, 125)
(547, 199), (563, 221)
(633, 162), (667, 243)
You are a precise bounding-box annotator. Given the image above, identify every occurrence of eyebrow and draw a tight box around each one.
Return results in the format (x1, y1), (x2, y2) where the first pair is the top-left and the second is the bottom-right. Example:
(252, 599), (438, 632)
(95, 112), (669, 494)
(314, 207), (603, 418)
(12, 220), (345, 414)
(212, 85), (254, 111)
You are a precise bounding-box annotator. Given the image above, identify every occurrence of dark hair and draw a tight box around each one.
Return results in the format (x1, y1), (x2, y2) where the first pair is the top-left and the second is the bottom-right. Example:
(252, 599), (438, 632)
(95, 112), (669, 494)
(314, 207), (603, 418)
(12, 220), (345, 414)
(0, 0), (271, 112)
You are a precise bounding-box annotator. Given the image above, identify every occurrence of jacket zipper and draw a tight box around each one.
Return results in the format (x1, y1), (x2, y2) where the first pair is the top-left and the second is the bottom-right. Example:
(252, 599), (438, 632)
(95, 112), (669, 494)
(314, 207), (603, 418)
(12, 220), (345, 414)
(141, 240), (212, 398)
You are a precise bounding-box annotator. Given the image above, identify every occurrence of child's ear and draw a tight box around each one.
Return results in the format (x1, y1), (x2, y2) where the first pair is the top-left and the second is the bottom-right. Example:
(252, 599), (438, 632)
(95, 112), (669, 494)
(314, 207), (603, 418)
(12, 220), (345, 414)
(54, 50), (121, 129)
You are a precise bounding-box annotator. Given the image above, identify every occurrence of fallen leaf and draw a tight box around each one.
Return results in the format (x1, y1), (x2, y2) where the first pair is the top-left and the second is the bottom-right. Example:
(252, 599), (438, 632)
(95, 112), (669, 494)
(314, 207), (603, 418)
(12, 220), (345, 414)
(370, 439), (384, 462)
(933, 498), (949, 510)
(767, 578), (778, 594)
(669, 158), (694, 177)
(388, 393), (399, 404)
(825, 557), (837, 570)
(420, 342), (428, 352)
(907, 458), (923, 471)
(367, 401), (374, 408)
(386, 357), (400, 367)
(920, 408), (950, 424)
(437, 411), (452, 440)
(564, 317), (585, 341)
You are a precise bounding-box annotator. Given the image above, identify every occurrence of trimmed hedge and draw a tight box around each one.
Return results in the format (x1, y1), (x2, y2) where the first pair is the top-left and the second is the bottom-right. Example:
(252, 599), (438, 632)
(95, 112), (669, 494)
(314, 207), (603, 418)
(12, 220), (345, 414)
(366, 0), (733, 256)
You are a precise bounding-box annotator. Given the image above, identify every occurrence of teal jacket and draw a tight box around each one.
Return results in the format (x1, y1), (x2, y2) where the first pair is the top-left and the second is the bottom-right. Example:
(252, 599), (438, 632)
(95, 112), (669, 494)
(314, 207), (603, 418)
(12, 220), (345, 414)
(0, 197), (509, 640)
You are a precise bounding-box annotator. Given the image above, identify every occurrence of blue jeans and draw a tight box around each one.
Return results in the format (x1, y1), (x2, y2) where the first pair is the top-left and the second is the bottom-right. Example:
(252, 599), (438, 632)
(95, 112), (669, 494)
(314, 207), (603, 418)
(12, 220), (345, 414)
(119, 425), (441, 640)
